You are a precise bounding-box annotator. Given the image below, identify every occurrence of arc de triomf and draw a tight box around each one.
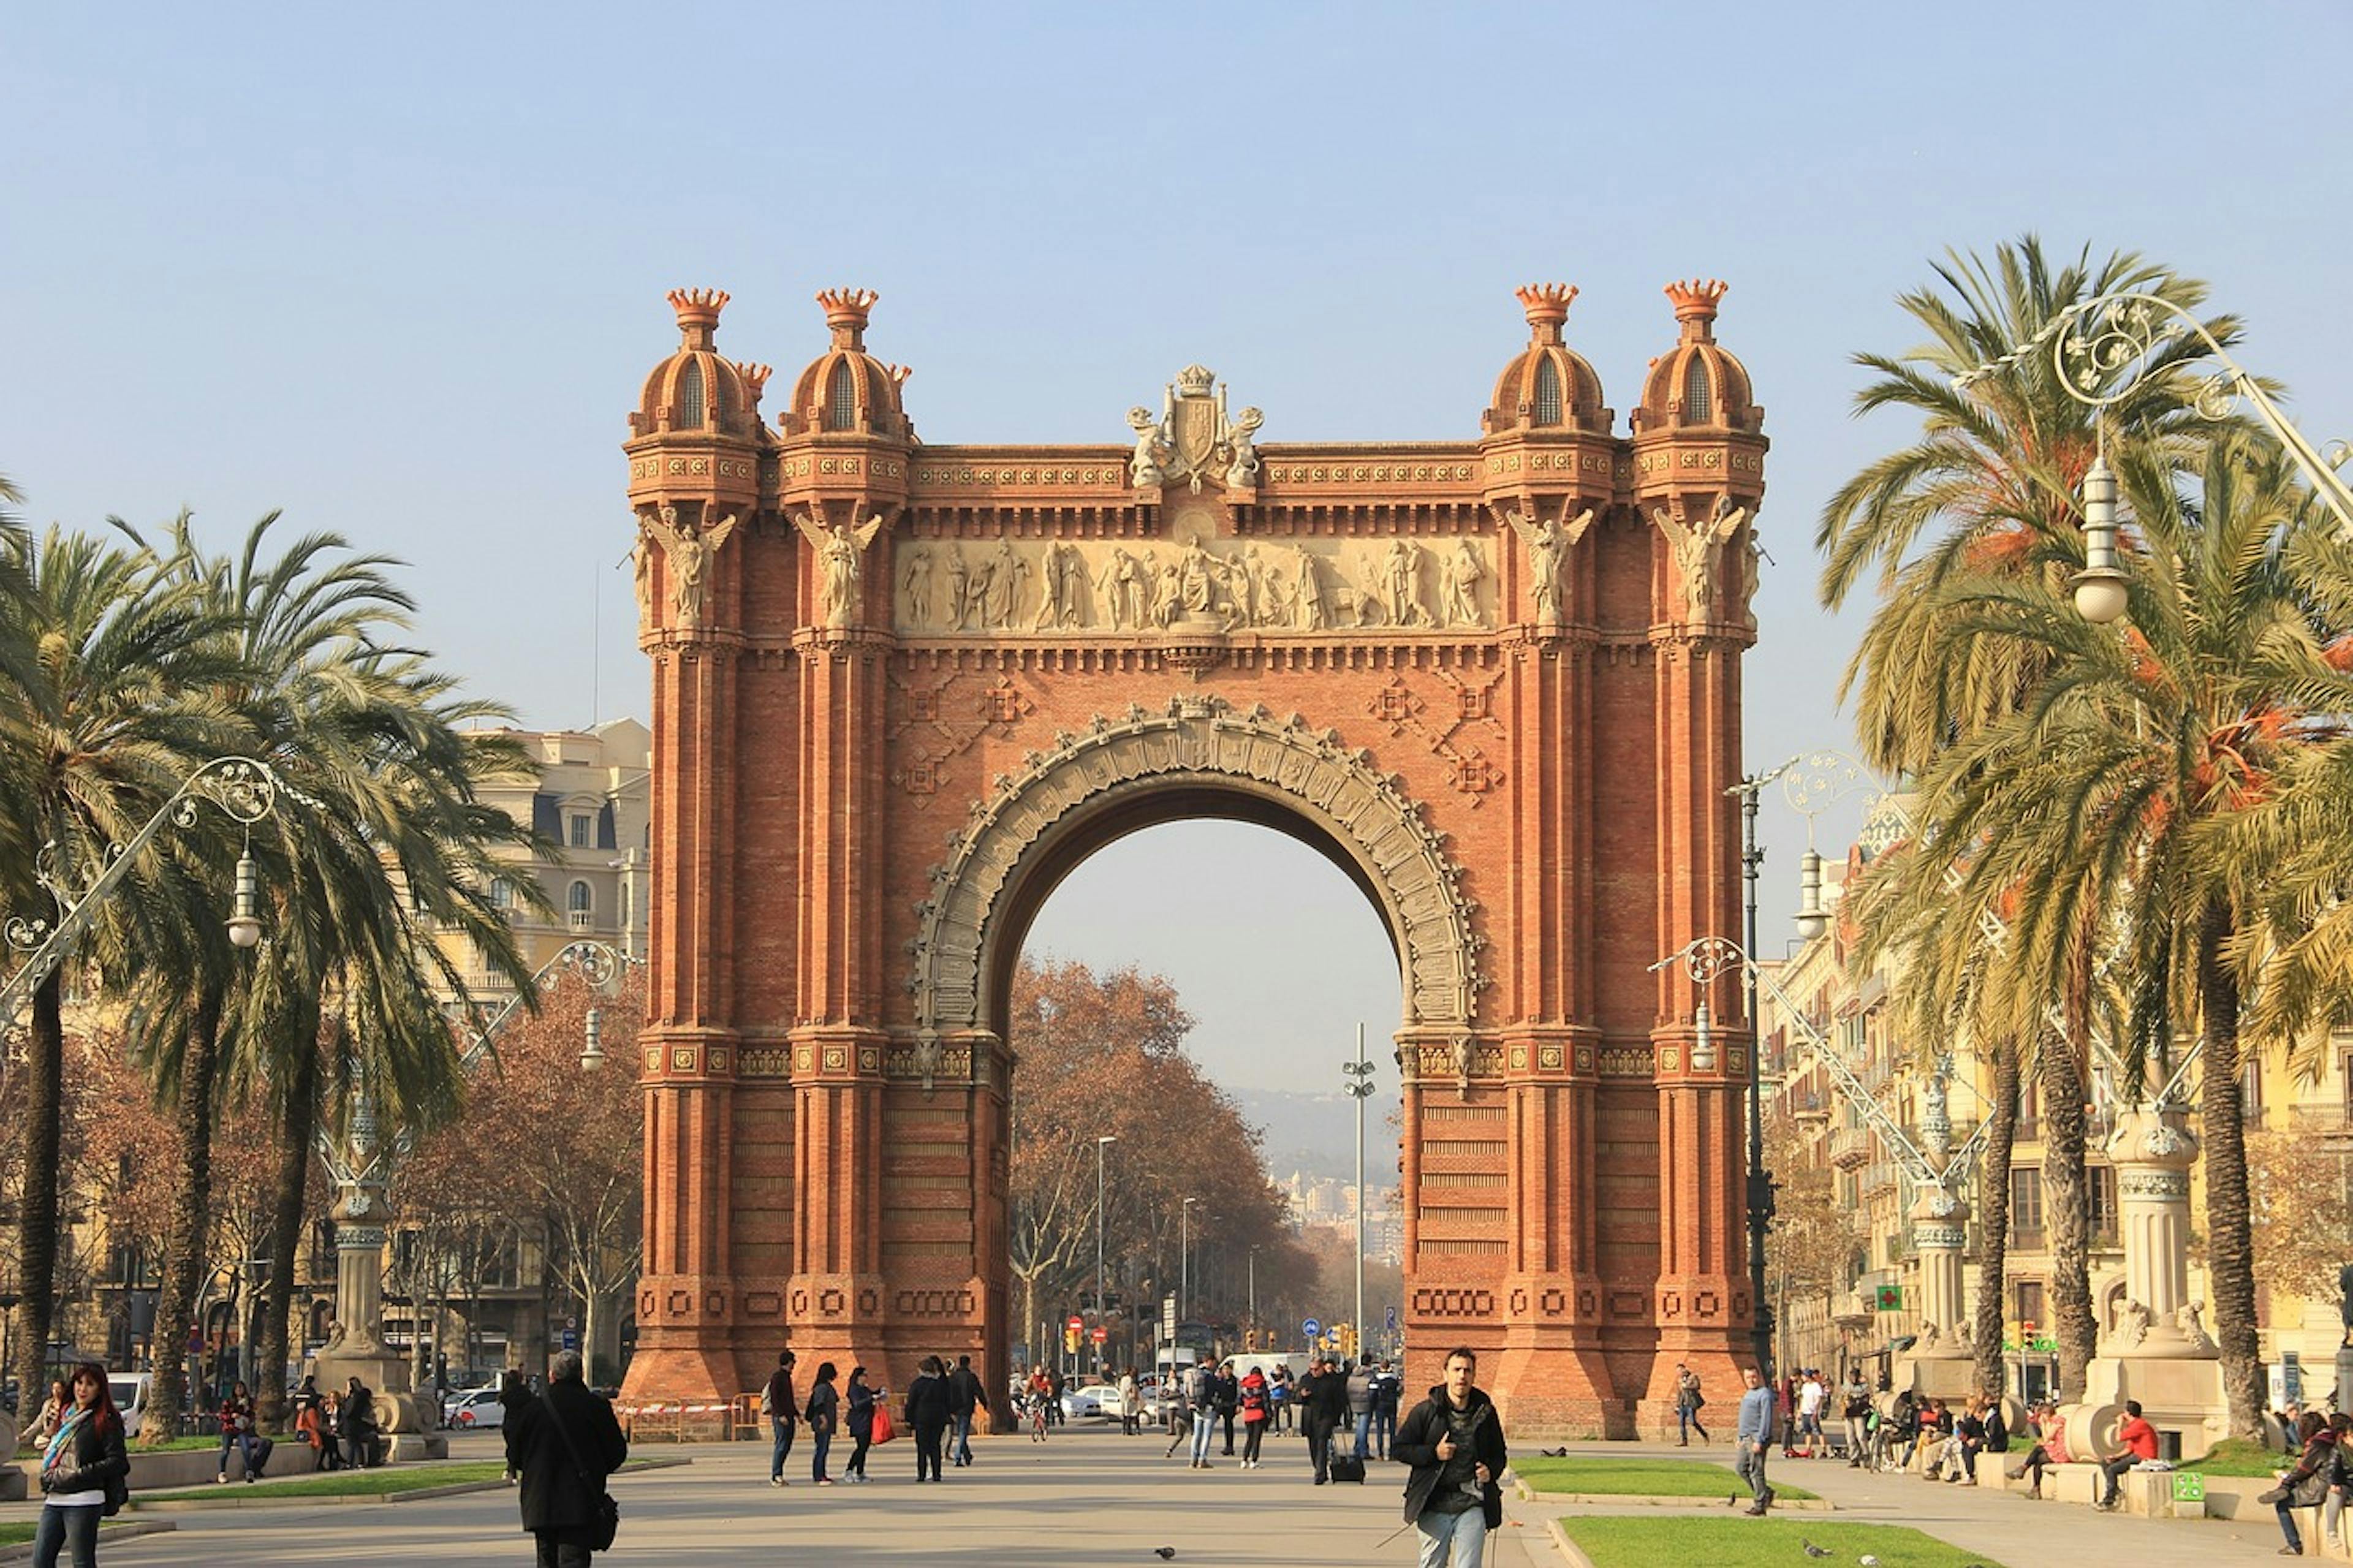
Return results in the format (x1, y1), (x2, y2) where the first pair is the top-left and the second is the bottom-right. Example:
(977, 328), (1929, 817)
(618, 278), (1767, 1435)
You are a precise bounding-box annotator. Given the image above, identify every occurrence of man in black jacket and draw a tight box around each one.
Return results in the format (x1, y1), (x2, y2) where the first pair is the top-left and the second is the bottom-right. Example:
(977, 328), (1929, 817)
(506, 1350), (629, 1568)
(1392, 1347), (1507, 1568)
(1301, 1356), (1352, 1484)
(947, 1354), (985, 1468)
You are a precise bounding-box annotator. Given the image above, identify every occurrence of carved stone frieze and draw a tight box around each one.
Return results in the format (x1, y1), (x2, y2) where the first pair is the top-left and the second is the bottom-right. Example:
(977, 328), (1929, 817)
(909, 697), (1485, 1031)
(895, 532), (1494, 636)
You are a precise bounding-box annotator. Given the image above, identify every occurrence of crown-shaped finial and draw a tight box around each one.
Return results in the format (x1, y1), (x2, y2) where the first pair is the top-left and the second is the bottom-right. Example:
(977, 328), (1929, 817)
(1174, 364), (1217, 398)
(1664, 279), (1729, 336)
(667, 287), (730, 349)
(817, 287), (879, 350)
(734, 362), (773, 402)
(1515, 283), (1578, 346)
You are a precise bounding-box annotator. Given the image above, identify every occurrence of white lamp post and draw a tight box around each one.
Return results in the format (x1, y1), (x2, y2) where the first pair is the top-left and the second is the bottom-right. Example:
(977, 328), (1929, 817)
(1096, 1135), (1116, 1379)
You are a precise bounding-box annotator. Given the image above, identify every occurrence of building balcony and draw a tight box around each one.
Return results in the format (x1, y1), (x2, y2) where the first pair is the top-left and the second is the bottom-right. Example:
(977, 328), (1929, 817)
(1859, 1161), (1898, 1198)
(1828, 1126), (1871, 1170)
(2287, 1105), (2353, 1145)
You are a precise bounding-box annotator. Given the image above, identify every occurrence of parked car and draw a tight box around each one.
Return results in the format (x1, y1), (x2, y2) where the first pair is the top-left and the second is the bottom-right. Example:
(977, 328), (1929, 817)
(107, 1374), (151, 1440)
(444, 1387), (506, 1430)
(1059, 1381), (1120, 1421)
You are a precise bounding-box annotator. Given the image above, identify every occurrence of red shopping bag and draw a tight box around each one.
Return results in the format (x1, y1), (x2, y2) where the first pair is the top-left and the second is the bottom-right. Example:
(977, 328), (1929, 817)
(871, 1407), (897, 1445)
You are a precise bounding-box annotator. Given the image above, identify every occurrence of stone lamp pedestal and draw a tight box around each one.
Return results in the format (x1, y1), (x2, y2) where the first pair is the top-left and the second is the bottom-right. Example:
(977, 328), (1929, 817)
(2083, 1105), (2227, 1455)
(305, 1165), (446, 1459)
(1894, 1187), (1979, 1401)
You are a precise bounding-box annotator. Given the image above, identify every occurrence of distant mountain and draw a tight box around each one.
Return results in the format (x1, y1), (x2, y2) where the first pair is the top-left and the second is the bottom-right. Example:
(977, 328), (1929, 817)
(1231, 1086), (1398, 1183)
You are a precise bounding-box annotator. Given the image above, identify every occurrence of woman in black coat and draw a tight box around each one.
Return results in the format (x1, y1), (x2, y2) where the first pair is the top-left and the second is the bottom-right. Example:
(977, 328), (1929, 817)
(34, 1362), (131, 1568)
(843, 1368), (882, 1483)
(904, 1357), (953, 1483)
(803, 1363), (841, 1485)
(504, 1352), (627, 1568)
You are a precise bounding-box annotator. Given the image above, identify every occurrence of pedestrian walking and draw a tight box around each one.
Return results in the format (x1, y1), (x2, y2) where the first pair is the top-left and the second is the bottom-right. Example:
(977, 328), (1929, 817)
(1371, 1360), (1401, 1460)
(906, 1356), (952, 1482)
(1238, 1365), (1270, 1468)
(843, 1368), (880, 1483)
(1268, 1363), (1292, 1432)
(499, 1371), (537, 1483)
(338, 1376), (379, 1470)
(1734, 1365), (1776, 1514)
(1185, 1355), (1218, 1469)
(1044, 1365), (1066, 1428)
(1673, 1362), (1710, 1445)
(947, 1354), (983, 1468)
(1795, 1369), (1825, 1456)
(32, 1362), (129, 1568)
(803, 1363), (841, 1485)
(1347, 1357), (1376, 1459)
(762, 1350), (798, 1487)
(503, 1350), (626, 1568)
(1216, 1360), (1240, 1456)
(1838, 1371), (1870, 1466)
(215, 1379), (267, 1483)
(26, 1379), (70, 1447)
(1302, 1355), (1349, 1484)
(1117, 1368), (1140, 1436)
(1393, 1346), (1507, 1568)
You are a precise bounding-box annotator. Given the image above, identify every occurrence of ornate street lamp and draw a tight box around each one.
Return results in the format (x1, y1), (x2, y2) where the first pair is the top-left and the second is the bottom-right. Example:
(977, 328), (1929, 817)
(1955, 284), (2353, 617)
(4, 756), (298, 1026)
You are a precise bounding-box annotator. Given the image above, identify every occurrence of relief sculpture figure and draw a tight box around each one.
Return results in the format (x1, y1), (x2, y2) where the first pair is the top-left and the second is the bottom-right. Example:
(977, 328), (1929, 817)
(1503, 504), (1593, 625)
(1653, 496), (1748, 621)
(1105, 545), (1144, 630)
(1294, 547), (1328, 631)
(944, 545), (974, 631)
(1441, 538), (1487, 628)
(900, 544), (934, 630)
(1127, 406), (1169, 487)
(1224, 406), (1263, 488)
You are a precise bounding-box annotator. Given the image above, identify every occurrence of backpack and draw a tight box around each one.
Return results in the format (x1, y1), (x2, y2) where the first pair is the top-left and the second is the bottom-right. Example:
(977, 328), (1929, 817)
(1240, 1382), (1268, 1423)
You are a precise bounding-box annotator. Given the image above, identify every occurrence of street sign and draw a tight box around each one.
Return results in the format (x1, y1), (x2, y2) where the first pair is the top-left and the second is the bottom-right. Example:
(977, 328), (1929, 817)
(1090, 1325), (1108, 1344)
(1385, 1306), (1397, 1333)
(1302, 1316), (1321, 1343)
(561, 1328), (579, 1352)
(1066, 1314), (1084, 1332)
(1874, 1283), (1904, 1311)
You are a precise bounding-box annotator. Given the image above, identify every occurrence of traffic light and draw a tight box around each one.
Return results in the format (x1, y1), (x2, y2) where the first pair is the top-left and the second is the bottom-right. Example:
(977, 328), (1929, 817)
(1064, 1325), (1082, 1354)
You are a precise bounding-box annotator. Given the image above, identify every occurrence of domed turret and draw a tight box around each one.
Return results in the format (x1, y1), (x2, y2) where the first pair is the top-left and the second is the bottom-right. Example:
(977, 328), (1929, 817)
(782, 288), (914, 440)
(1482, 284), (1610, 436)
(631, 289), (763, 440)
(1634, 280), (1761, 434)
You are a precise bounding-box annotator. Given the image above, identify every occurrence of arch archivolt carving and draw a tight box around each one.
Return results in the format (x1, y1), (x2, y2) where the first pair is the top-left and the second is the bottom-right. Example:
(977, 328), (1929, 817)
(907, 694), (1485, 1036)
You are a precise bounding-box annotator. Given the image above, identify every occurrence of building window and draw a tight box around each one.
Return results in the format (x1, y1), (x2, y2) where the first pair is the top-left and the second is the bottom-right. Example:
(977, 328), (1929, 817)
(2241, 1059), (2264, 1125)
(1533, 358), (1563, 425)
(678, 360), (705, 429)
(567, 880), (593, 930)
(2009, 1167), (2044, 1243)
(1683, 357), (1712, 422)
(569, 814), (591, 848)
(490, 877), (514, 909)
(2089, 1164), (2118, 1242)
(826, 360), (857, 431)
(2014, 1278), (2045, 1327)
(619, 881), (631, 931)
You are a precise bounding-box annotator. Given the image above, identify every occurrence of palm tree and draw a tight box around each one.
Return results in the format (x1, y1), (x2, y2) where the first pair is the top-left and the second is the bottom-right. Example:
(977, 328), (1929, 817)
(0, 525), (243, 1403)
(1887, 435), (2346, 1441)
(1817, 238), (2244, 1396)
(121, 512), (544, 1430)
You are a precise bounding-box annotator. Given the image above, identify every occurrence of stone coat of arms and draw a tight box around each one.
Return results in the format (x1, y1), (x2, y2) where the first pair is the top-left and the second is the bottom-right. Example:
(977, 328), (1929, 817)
(1127, 365), (1262, 493)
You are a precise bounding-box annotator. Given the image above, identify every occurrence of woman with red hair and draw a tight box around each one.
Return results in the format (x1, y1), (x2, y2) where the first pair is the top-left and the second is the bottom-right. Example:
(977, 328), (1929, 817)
(34, 1362), (129, 1567)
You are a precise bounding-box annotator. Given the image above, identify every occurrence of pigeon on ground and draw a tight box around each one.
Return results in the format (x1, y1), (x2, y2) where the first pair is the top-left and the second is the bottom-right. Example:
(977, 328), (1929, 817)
(1858, 1557), (1881, 1567)
(1154, 1551), (1176, 1561)
(1802, 1543), (1832, 1560)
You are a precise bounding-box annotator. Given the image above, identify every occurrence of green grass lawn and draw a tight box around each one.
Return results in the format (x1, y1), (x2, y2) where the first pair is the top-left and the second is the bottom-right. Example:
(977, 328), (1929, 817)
(18, 1435), (228, 1458)
(135, 1455), (666, 1506)
(1512, 1455), (1817, 1501)
(0, 1524), (30, 1546)
(138, 1460), (512, 1504)
(1556, 1517), (2004, 1568)
(2180, 1437), (2293, 1477)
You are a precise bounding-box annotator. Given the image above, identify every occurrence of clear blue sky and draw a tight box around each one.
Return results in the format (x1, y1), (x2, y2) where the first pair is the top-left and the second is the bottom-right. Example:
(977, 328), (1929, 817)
(8, 2), (2349, 1095)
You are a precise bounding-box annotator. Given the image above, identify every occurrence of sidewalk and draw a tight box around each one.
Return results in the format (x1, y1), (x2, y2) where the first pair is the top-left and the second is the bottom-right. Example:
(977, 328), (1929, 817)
(73, 1424), (1550, 1566)
(1518, 1441), (2304, 1567)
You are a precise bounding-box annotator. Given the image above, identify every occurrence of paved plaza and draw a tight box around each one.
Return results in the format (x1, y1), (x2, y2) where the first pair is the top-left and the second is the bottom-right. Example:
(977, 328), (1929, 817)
(0, 1428), (2322, 1566)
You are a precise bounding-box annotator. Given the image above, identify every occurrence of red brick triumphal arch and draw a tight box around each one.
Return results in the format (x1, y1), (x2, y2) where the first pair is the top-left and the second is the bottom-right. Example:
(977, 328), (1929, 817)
(618, 279), (1768, 1435)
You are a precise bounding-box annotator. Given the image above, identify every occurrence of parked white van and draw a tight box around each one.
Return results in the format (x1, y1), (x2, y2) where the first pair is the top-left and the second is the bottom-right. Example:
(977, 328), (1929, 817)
(105, 1373), (151, 1440)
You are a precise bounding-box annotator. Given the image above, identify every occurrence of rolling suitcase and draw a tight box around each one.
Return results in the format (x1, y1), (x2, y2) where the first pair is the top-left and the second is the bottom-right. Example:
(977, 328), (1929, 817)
(1328, 1449), (1367, 1483)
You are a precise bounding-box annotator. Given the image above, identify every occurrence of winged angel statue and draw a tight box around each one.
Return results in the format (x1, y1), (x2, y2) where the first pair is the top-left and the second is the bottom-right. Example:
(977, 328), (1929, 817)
(794, 510), (888, 627)
(1498, 502), (1594, 624)
(638, 505), (740, 629)
(1652, 496), (1749, 621)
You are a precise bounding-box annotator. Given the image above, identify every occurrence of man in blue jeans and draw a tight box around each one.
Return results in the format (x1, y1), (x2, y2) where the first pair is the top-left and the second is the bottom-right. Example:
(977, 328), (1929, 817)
(1347, 1358), (1376, 1458)
(1186, 1357), (1219, 1468)
(1735, 1365), (1777, 1515)
(762, 1350), (798, 1486)
(947, 1354), (984, 1468)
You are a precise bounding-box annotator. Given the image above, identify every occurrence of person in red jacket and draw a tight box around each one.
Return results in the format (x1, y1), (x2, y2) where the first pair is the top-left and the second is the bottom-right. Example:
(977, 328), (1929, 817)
(2096, 1399), (2159, 1510)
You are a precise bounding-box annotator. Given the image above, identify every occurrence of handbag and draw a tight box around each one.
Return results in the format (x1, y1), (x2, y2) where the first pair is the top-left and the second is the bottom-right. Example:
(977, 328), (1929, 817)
(543, 1394), (621, 1554)
(871, 1407), (897, 1445)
